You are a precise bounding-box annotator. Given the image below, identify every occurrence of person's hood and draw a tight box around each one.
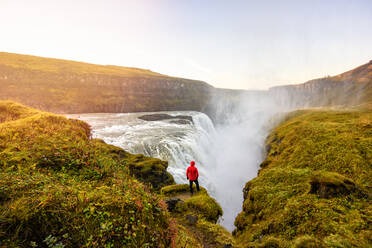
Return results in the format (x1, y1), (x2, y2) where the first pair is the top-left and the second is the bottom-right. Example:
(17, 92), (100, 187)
(190, 161), (195, 166)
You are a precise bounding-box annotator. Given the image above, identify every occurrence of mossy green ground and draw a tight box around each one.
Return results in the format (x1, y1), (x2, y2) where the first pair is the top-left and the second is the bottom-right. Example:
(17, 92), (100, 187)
(234, 109), (372, 247)
(160, 184), (236, 248)
(0, 101), (231, 248)
(161, 184), (222, 223)
(160, 183), (208, 196)
(0, 101), (176, 247)
(0, 52), (166, 78)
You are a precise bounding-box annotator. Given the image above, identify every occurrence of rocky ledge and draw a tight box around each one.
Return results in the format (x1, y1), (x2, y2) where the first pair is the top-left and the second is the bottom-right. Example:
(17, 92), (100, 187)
(138, 113), (194, 124)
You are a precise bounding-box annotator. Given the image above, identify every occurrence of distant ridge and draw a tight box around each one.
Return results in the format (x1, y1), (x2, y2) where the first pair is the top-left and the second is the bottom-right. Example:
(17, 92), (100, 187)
(270, 60), (372, 109)
(0, 52), (371, 115)
(0, 52), (165, 77)
(0, 52), (213, 114)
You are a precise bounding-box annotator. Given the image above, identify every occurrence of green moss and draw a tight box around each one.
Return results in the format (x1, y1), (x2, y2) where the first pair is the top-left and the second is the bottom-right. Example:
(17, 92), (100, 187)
(127, 154), (175, 191)
(309, 171), (367, 199)
(0, 101), (40, 123)
(292, 235), (323, 248)
(185, 195), (223, 223)
(174, 224), (203, 248)
(160, 184), (222, 222)
(160, 184), (207, 196)
(160, 184), (230, 247)
(256, 236), (285, 248)
(234, 109), (372, 248)
(195, 219), (235, 247)
(323, 234), (355, 248)
(0, 101), (175, 247)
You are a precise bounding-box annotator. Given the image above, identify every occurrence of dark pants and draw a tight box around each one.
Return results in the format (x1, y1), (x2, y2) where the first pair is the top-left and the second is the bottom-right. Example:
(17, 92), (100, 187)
(189, 179), (200, 194)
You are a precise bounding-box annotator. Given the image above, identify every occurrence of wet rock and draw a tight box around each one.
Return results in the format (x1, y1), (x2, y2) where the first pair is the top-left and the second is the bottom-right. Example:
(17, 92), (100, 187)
(165, 198), (183, 212)
(170, 119), (192, 125)
(138, 113), (193, 123)
(242, 181), (252, 200)
(186, 214), (198, 225)
(259, 160), (271, 169)
(138, 113), (173, 121)
(265, 144), (271, 153)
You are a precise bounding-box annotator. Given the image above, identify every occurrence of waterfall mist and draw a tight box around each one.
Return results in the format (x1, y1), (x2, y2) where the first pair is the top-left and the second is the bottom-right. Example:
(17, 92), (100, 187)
(204, 90), (294, 231)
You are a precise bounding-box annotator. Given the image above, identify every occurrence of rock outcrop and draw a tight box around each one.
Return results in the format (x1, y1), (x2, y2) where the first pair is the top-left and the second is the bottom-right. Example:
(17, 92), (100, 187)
(138, 113), (193, 124)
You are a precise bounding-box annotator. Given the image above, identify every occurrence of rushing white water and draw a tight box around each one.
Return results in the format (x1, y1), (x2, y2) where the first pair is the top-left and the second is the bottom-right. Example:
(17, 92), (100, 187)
(205, 94), (290, 230)
(68, 96), (290, 232)
(69, 112), (216, 188)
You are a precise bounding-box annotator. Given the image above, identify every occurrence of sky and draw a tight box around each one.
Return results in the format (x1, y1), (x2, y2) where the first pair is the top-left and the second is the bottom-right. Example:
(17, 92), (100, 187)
(1, 0), (372, 90)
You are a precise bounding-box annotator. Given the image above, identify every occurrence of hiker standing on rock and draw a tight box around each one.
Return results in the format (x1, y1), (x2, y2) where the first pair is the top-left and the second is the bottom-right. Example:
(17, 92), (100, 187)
(186, 161), (200, 195)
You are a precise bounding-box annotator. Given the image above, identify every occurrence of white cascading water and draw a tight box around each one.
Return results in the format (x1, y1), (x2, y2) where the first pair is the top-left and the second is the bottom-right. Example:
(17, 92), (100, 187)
(69, 94), (291, 232)
(204, 94), (290, 230)
(70, 112), (216, 188)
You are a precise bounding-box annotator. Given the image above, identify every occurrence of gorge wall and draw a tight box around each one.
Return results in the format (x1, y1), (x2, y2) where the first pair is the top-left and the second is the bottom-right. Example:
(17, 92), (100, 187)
(1, 52), (371, 118)
(269, 60), (372, 110)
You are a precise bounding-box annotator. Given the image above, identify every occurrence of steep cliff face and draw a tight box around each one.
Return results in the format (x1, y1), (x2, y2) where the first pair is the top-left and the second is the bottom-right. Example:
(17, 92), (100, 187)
(0, 52), (213, 114)
(234, 110), (372, 247)
(269, 61), (372, 109)
(233, 61), (372, 247)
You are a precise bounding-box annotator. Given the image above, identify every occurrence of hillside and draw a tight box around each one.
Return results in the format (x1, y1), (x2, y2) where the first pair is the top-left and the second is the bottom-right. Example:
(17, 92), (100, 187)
(1, 52), (371, 117)
(0, 101), (176, 247)
(0, 52), (213, 114)
(270, 61), (372, 110)
(0, 101), (234, 248)
(234, 109), (372, 247)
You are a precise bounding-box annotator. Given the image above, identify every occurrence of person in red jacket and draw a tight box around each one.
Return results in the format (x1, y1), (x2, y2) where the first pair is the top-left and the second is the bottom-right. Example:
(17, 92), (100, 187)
(186, 161), (200, 195)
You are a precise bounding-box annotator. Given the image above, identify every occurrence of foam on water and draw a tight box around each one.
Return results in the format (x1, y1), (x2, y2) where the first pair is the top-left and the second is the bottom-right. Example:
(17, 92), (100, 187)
(70, 112), (215, 187)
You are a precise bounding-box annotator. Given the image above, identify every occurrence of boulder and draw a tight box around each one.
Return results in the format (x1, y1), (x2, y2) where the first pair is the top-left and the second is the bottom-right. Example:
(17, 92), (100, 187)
(138, 113), (193, 123)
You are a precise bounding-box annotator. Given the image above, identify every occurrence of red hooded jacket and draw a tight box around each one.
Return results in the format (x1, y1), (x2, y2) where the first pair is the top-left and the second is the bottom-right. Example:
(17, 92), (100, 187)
(186, 161), (199, 181)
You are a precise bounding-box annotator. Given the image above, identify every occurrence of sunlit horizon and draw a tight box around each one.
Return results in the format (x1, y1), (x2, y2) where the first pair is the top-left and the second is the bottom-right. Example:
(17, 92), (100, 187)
(1, 0), (372, 90)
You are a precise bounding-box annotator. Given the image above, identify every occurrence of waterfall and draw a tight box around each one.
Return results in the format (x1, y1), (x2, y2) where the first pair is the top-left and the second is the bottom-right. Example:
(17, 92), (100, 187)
(70, 98), (290, 232)
(72, 112), (217, 187)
